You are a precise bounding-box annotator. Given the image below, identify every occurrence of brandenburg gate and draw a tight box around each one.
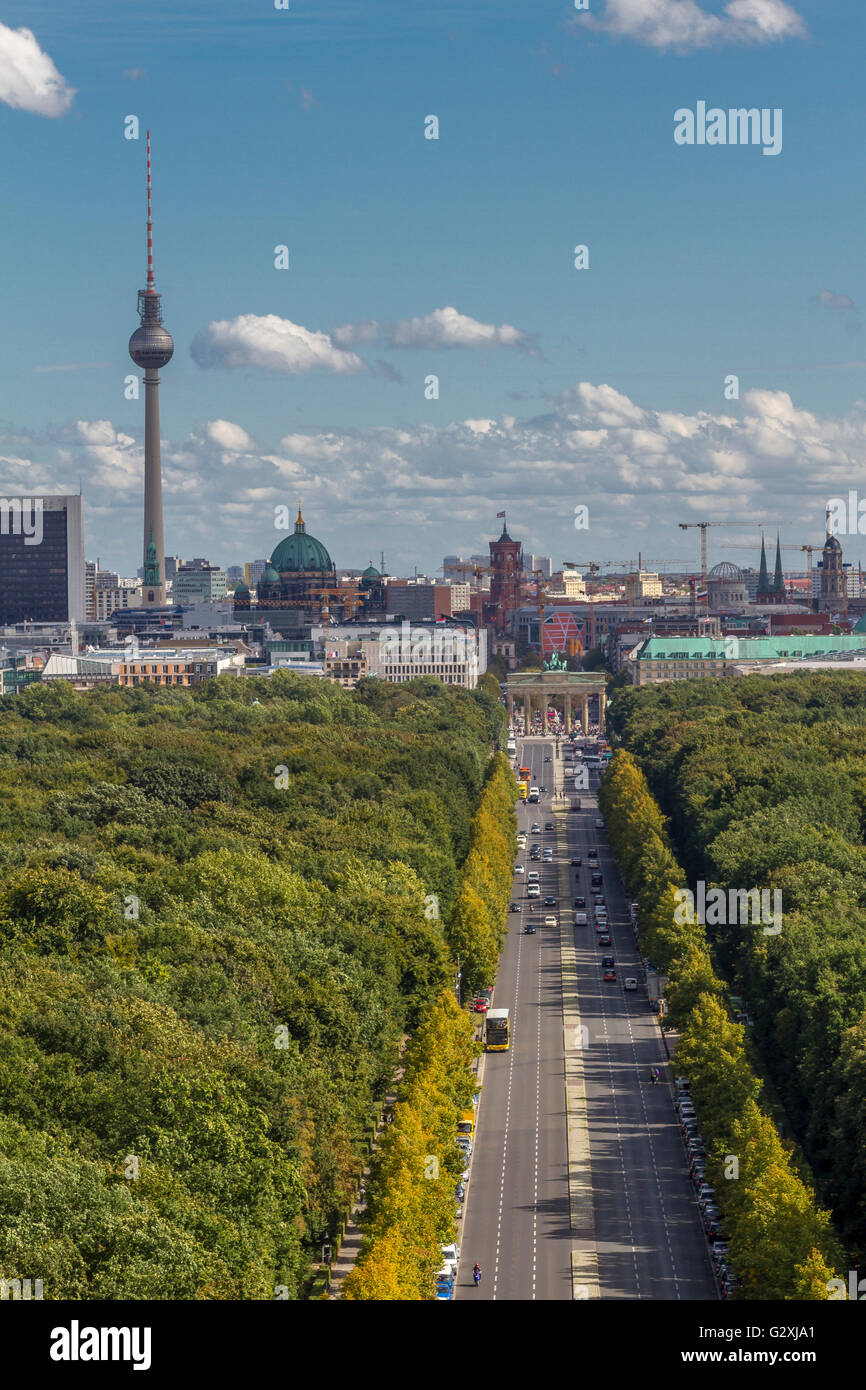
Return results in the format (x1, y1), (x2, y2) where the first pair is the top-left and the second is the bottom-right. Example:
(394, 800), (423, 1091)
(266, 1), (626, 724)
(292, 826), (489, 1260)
(505, 671), (607, 735)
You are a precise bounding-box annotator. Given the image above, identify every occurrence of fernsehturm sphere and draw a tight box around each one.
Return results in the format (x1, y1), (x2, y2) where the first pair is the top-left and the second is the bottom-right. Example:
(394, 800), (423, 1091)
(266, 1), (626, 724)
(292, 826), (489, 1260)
(128, 131), (173, 607)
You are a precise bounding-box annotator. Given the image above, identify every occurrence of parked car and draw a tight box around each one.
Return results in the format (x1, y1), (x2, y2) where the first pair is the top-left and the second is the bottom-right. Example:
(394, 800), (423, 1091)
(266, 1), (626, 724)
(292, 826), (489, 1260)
(473, 998), (488, 1013)
(440, 1244), (460, 1275)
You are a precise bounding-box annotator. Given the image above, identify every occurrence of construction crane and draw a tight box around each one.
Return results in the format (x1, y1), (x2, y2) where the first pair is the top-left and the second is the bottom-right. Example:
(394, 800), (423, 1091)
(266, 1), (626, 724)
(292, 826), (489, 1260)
(308, 582), (365, 625)
(678, 522), (714, 592)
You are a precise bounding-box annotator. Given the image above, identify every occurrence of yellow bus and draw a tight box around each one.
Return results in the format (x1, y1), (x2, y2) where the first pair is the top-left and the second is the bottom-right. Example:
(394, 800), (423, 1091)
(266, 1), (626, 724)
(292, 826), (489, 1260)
(485, 1009), (510, 1051)
(517, 780), (527, 801)
(456, 1109), (475, 1142)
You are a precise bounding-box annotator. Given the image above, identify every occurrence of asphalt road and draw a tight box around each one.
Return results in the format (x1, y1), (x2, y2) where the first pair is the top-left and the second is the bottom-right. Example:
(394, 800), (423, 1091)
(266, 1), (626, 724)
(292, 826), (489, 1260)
(455, 734), (717, 1301)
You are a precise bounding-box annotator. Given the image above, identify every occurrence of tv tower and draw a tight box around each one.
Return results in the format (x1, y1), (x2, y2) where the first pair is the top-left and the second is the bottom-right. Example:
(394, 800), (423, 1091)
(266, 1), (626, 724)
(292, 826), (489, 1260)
(128, 131), (173, 607)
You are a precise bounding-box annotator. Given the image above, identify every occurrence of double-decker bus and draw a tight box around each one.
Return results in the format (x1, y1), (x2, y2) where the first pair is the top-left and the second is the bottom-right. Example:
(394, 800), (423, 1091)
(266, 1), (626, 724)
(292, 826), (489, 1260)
(485, 1008), (510, 1051)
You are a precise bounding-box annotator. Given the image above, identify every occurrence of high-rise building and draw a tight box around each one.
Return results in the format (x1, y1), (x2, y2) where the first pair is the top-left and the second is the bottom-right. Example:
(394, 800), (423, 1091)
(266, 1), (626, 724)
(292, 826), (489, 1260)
(0, 495), (85, 625)
(164, 556), (183, 581)
(128, 132), (174, 608)
(174, 560), (227, 604)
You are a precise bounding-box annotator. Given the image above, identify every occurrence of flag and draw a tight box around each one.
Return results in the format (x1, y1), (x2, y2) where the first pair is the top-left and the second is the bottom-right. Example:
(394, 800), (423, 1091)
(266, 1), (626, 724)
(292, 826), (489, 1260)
(496, 511), (505, 518)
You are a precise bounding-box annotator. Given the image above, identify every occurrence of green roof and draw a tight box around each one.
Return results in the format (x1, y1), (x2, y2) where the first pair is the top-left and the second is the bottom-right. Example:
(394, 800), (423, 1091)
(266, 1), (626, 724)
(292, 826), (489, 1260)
(639, 635), (866, 661)
(270, 509), (333, 574)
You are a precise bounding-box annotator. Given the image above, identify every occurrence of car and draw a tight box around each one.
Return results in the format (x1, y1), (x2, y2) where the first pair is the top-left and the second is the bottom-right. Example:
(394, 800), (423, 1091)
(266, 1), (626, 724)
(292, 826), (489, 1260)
(543, 896), (557, 907)
(509, 901), (521, 912)
(574, 896), (586, 908)
(515, 864), (524, 874)
(569, 803), (580, 813)
(440, 1244), (460, 1274)
(455, 1138), (472, 1158)
(527, 868), (540, 879)
(527, 886), (540, 898)
(531, 824), (541, 834)
(598, 933), (612, 946)
(594, 818), (604, 829)
(593, 894), (605, 906)
(623, 977), (638, 991)
(574, 912), (588, 925)
(603, 969), (616, 982)
(480, 988), (493, 1003)
(455, 1182), (465, 1201)
(601, 954), (615, 968)
(542, 852), (553, 862)
(435, 1274), (454, 1301)
(590, 873), (603, 887)
(524, 923), (537, 934)
(530, 847), (541, 857)
(473, 998), (488, 1013)
(544, 914), (557, 928)
(571, 856), (582, 866)
(544, 756), (551, 763)
(545, 822), (555, 831)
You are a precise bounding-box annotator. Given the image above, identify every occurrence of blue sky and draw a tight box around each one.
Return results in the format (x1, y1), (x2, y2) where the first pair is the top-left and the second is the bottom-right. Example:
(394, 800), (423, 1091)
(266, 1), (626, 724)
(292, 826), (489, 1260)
(1, 0), (865, 578)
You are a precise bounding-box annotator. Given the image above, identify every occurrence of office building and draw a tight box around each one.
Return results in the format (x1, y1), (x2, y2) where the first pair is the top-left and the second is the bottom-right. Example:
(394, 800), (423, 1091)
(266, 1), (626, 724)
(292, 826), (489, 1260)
(0, 494), (85, 626)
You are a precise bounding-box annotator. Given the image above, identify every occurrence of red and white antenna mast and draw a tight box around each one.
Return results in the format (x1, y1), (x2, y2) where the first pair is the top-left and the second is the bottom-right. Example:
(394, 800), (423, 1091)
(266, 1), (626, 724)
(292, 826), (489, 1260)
(146, 129), (155, 292)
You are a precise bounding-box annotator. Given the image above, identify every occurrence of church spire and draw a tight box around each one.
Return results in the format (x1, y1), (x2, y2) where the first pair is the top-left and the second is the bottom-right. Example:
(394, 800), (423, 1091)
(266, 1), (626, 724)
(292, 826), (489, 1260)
(772, 532), (785, 594)
(757, 533), (770, 595)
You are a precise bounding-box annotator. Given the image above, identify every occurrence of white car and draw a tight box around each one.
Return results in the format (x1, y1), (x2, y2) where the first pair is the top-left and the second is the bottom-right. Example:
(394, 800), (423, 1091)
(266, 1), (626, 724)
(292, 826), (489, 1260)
(544, 915), (557, 928)
(527, 885), (541, 898)
(514, 864), (524, 874)
(574, 912), (588, 925)
(594, 818), (604, 829)
(440, 1244), (460, 1276)
(624, 977), (638, 991)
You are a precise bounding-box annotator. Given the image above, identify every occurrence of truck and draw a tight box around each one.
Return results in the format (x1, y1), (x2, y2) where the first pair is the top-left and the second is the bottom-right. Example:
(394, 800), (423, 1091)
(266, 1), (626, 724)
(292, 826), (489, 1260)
(519, 765), (530, 782)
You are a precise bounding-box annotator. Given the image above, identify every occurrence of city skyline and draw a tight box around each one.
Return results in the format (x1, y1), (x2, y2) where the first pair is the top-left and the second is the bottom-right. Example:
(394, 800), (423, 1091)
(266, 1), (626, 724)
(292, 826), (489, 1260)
(1, 0), (863, 577)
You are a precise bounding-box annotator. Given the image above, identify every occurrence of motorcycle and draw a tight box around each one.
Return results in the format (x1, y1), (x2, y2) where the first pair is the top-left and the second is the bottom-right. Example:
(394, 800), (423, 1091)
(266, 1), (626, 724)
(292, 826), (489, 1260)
(473, 1266), (482, 1286)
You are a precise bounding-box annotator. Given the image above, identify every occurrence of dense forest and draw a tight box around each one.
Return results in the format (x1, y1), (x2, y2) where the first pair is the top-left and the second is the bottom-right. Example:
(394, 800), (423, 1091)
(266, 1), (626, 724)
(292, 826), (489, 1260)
(609, 673), (866, 1265)
(0, 670), (505, 1298)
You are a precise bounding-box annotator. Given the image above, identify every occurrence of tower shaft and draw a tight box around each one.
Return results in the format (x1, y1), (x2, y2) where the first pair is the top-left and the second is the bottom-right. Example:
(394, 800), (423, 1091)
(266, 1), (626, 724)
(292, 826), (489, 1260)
(143, 367), (166, 604)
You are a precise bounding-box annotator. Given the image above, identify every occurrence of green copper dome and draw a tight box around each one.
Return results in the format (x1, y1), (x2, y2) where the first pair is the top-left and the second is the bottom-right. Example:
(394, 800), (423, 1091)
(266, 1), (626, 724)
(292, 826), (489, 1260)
(233, 581), (250, 597)
(362, 564), (380, 580)
(270, 507), (333, 573)
(259, 564), (280, 586)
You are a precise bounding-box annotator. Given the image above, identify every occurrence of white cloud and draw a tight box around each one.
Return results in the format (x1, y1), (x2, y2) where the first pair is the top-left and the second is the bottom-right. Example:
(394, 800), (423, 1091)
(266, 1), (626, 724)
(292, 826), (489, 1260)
(571, 0), (807, 51)
(0, 22), (75, 116)
(190, 314), (367, 375)
(10, 381), (866, 571)
(206, 419), (254, 452)
(331, 306), (535, 353)
(388, 305), (532, 351)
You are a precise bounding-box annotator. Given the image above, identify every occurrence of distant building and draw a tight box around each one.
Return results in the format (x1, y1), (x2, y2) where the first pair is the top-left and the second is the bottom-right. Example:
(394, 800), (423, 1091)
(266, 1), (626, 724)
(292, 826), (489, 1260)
(164, 556), (183, 581)
(94, 584), (143, 621)
(174, 560), (227, 604)
(630, 632), (866, 684)
(246, 559), (268, 587)
(707, 561), (749, 611)
(0, 494), (85, 626)
(313, 619), (487, 689)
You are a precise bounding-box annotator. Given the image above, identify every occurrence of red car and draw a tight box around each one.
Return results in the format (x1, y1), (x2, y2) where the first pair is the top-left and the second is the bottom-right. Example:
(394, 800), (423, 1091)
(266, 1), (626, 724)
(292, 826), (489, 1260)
(598, 934), (612, 946)
(603, 969), (616, 982)
(473, 998), (489, 1013)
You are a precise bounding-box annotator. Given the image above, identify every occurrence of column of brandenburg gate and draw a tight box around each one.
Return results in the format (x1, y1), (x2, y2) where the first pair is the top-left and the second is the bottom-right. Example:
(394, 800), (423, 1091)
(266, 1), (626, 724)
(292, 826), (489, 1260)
(504, 671), (607, 735)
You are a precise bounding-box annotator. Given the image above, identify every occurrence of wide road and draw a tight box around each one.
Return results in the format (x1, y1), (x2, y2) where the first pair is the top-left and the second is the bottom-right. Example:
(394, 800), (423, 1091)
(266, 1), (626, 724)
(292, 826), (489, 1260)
(456, 733), (716, 1301)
